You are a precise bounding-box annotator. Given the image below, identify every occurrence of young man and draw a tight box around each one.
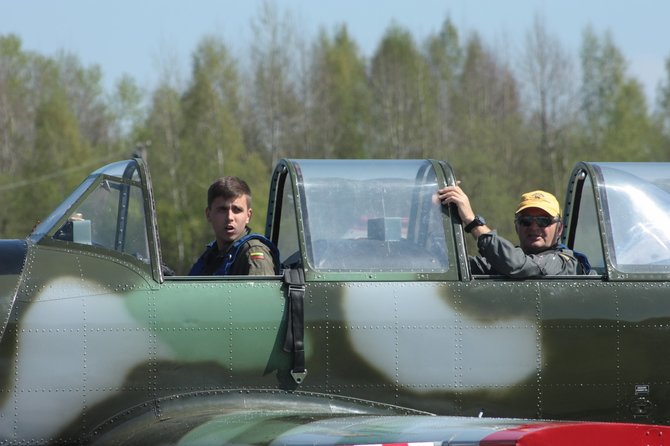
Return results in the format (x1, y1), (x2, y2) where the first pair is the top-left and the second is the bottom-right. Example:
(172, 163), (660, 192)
(438, 185), (584, 277)
(189, 176), (278, 276)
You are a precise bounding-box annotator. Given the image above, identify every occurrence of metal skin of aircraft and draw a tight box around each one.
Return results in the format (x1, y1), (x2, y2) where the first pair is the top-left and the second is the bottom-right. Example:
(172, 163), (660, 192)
(2, 157), (670, 445)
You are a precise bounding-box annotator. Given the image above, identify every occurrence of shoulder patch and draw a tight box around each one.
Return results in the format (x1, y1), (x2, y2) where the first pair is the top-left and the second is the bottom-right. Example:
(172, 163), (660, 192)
(558, 253), (573, 262)
(249, 251), (266, 260)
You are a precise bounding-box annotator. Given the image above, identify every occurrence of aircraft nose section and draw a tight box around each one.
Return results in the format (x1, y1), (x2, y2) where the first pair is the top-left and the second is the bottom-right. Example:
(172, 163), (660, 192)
(0, 239), (28, 338)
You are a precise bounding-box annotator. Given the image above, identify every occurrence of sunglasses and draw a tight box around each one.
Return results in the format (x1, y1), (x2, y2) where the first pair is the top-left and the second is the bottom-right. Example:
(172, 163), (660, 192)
(515, 215), (560, 228)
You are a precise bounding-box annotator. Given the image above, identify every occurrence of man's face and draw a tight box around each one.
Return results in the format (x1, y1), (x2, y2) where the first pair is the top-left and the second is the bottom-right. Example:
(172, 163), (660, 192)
(515, 207), (562, 254)
(206, 195), (252, 247)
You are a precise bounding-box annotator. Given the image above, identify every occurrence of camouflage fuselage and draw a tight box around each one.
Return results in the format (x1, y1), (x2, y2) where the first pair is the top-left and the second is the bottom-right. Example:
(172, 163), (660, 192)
(2, 242), (669, 443)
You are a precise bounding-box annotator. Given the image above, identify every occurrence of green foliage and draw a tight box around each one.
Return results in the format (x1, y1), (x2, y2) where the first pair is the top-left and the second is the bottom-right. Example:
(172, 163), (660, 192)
(246, 1), (303, 165)
(309, 25), (371, 158)
(0, 35), (32, 177)
(424, 18), (463, 160)
(112, 75), (146, 140)
(652, 57), (670, 158)
(0, 35), (115, 237)
(521, 15), (581, 194)
(1, 9), (667, 263)
(369, 24), (439, 159)
(657, 57), (670, 135)
(578, 27), (660, 162)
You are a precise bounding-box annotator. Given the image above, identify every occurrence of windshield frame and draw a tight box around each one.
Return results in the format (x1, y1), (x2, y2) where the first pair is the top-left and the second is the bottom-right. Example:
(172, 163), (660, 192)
(280, 159), (458, 281)
(29, 158), (162, 282)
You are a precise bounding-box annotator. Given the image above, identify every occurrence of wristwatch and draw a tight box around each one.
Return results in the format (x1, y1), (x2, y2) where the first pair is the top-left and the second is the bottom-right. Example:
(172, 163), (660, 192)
(464, 215), (486, 233)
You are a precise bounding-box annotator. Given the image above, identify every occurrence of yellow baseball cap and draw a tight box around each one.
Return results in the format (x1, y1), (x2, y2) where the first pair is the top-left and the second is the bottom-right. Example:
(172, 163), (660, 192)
(515, 190), (561, 217)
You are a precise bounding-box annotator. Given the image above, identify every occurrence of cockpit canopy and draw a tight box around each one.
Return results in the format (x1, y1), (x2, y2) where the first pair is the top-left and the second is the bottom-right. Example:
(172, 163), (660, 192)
(278, 159), (450, 274)
(571, 162), (670, 276)
(29, 159), (158, 278)
(26, 156), (670, 281)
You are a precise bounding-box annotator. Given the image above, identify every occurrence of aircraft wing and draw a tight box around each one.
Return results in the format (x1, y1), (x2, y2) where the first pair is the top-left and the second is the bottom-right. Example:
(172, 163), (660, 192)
(88, 390), (669, 446)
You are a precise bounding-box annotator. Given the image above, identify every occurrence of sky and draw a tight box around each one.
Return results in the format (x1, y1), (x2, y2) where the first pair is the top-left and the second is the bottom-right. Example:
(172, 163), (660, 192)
(1, 0), (668, 104)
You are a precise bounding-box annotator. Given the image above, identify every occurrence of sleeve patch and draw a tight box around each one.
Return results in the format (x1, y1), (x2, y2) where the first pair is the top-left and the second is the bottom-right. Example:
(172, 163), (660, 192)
(249, 251), (266, 260)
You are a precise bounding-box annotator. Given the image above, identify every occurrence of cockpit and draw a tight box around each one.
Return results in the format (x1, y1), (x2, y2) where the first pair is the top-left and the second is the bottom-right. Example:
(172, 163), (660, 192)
(27, 157), (670, 281)
(275, 159), (451, 274)
(29, 160), (157, 275)
(570, 162), (670, 276)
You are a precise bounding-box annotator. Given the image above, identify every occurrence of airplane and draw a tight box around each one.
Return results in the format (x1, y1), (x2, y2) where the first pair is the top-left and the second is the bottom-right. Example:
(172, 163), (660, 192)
(1, 156), (670, 445)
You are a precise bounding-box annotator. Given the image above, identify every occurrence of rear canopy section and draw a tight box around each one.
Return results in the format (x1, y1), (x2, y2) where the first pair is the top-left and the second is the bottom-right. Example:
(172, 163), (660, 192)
(565, 162), (670, 279)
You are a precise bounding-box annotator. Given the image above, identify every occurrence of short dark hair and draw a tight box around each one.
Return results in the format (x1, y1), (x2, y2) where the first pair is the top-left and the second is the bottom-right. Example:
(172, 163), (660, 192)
(207, 176), (252, 208)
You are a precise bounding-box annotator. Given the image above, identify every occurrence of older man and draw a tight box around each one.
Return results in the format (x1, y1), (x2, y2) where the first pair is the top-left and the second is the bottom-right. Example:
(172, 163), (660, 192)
(438, 186), (585, 277)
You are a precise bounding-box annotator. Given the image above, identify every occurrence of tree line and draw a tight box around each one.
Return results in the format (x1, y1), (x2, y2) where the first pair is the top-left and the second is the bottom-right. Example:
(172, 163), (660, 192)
(2, 5), (670, 274)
